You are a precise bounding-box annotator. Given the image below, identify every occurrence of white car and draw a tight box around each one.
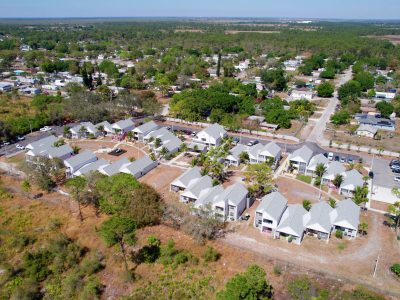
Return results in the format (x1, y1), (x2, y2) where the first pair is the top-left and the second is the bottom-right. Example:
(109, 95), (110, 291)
(328, 152), (334, 161)
(40, 126), (52, 132)
(394, 176), (400, 183)
(16, 144), (25, 150)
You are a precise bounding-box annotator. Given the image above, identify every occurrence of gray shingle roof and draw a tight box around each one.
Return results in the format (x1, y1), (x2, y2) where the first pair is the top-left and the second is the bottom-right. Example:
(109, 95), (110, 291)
(95, 121), (114, 132)
(332, 199), (360, 230)
(112, 119), (135, 131)
(171, 167), (202, 189)
(194, 185), (225, 208)
(324, 161), (346, 180)
(47, 144), (73, 158)
(201, 123), (227, 139)
(121, 156), (157, 178)
(227, 144), (248, 161)
(357, 124), (378, 135)
(26, 135), (57, 150)
(101, 157), (131, 176)
(277, 204), (308, 237)
(221, 183), (249, 206)
(256, 192), (288, 223)
(133, 121), (159, 134)
(341, 169), (364, 191)
(64, 150), (97, 171)
(74, 159), (109, 176)
(305, 202), (334, 234)
(290, 145), (313, 164)
(181, 175), (213, 200)
(307, 153), (329, 171)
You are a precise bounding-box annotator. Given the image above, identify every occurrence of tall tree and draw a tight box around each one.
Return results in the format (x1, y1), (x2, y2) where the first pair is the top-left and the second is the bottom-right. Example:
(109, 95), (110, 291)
(66, 176), (87, 222)
(99, 216), (136, 272)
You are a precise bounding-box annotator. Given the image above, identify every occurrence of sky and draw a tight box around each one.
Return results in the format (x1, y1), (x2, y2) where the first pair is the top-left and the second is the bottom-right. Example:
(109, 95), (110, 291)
(1, 0), (400, 20)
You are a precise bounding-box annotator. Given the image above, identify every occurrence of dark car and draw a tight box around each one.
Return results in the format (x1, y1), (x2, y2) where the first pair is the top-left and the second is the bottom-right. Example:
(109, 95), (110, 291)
(334, 156), (340, 161)
(368, 171), (374, 179)
(390, 160), (400, 167)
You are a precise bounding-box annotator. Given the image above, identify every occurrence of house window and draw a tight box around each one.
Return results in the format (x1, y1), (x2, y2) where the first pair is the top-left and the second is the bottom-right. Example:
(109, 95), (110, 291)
(263, 219), (273, 224)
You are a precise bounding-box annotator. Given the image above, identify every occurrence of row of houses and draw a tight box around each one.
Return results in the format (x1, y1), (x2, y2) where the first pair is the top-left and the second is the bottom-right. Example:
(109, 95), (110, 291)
(170, 167), (252, 221)
(225, 141), (281, 167)
(254, 192), (360, 244)
(25, 135), (158, 179)
(288, 146), (365, 197)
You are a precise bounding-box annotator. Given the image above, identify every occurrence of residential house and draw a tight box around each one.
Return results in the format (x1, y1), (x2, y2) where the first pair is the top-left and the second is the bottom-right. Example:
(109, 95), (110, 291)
(375, 91), (396, 101)
(95, 121), (114, 136)
(254, 192), (288, 235)
(339, 169), (364, 197)
(225, 144), (248, 166)
(356, 124), (377, 138)
(275, 204), (309, 245)
(331, 199), (360, 239)
(132, 121), (159, 142)
(99, 157), (131, 177)
(322, 162), (346, 185)
(355, 114), (395, 132)
(248, 142), (281, 164)
(170, 167), (202, 192)
(120, 155), (158, 179)
(145, 127), (182, 156)
(306, 153), (329, 177)
(305, 202), (334, 241)
(25, 135), (57, 151)
(70, 122), (99, 139)
(26, 144), (73, 161)
(64, 151), (98, 178)
(212, 183), (250, 221)
(193, 123), (227, 147)
(73, 159), (110, 177)
(180, 175), (213, 203)
(112, 119), (135, 135)
(288, 145), (313, 174)
(290, 89), (313, 101)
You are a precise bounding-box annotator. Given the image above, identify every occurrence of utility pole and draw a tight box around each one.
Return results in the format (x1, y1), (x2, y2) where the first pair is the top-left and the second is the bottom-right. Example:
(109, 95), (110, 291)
(373, 248), (381, 278)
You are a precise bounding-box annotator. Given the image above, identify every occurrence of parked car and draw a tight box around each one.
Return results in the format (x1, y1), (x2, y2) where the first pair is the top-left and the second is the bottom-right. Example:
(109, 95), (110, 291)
(15, 144), (25, 150)
(390, 160), (400, 167)
(40, 126), (52, 132)
(368, 171), (374, 179)
(348, 158), (353, 164)
(247, 140), (258, 146)
(2, 141), (10, 146)
(334, 155), (340, 161)
(17, 136), (25, 141)
(328, 152), (334, 161)
(392, 165), (400, 173)
(340, 157), (346, 163)
(394, 176), (400, 183)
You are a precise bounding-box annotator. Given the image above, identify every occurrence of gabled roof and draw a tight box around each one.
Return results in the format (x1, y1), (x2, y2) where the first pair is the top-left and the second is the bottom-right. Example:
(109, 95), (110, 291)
(220, 183), (249, 206)
(305, 202), (334, 234)
(112, 119), (135, 131)
(289, 145), (313, 164)
(95, 121), (114, 132)
(46, 144), (73, 159)
(331, 199), (360, 231)
(121, 156), (157, 177)
(199, 123), (227, 139)
(194, 185), (225, 208)
(146, 127), (182, 151)
(74, 159), (109, 176)
(277, 204), (308, 237)
(100, 157), (131, 176)
(256, 192), (288, 223)
(357, 124), (378, 135)
(81, 122), (98, 134)
(133, 121), (159, 134)
(248, 144), (264, 159)
(181, 175), (213, 200)
(323, 161), (346, 180)
(171, 167), (202, 189)
(64, 150), (97, 170)
(26, 135), (57, 150)
(307, 153), (329, 171)
(341, 169), (364, 191)
(260, 142), (281, 158)
(227, 144), (248, 161)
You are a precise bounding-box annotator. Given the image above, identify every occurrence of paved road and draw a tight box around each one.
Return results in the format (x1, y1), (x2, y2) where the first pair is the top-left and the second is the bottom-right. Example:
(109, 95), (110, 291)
(307, 67), (353, 144)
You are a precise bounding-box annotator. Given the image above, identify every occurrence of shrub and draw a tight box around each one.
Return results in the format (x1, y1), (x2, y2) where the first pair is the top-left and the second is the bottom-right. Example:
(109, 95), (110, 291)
(287, 277), (312, 300)
(391, 263), (400, 277)
(21, 180), (31, 192)
(203, 246), (221, 262)
(314, 177), (321, 187)
(273, 265), (282, 276)
(335, 230), (343, 239)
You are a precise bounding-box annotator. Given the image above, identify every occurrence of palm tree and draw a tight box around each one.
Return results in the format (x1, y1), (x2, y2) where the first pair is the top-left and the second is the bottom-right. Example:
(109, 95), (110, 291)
(239, 151), (249, 164)
(333, 174), (344, 189)
(79, 125), (88, 138)
(63, 126), (71, 138)
(389, 188), (400, 233)
(353, 186), (369, 206)
(303, 200), (312, 211)
(328, 198), (336, 208)
(96, 125), (105, 136)
(160, 147), (169, 158)
(126, 131), (134, 142)
(72, 145), (80, 154)
(315, 163), (327, 199)
(154, 138), (162, 149)
(358, 222), (368, 236)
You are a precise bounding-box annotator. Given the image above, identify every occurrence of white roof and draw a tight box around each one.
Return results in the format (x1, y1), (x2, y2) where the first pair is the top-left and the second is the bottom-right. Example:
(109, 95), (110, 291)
(256, 192), (288, 223)
(199, 123), (227, 140)
(305, 202), (334, 234)
(331, 199), (360, 231)
(289, 145), (313, 164)
(171, 167), (202, 189)
(26, 135), (57, 150)
(277, 204), (308, 237)
(307, 154), (329, 172)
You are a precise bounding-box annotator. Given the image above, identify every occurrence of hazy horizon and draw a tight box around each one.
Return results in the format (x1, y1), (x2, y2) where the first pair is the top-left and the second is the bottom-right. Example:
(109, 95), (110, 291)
(1, 0), (400, 20)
